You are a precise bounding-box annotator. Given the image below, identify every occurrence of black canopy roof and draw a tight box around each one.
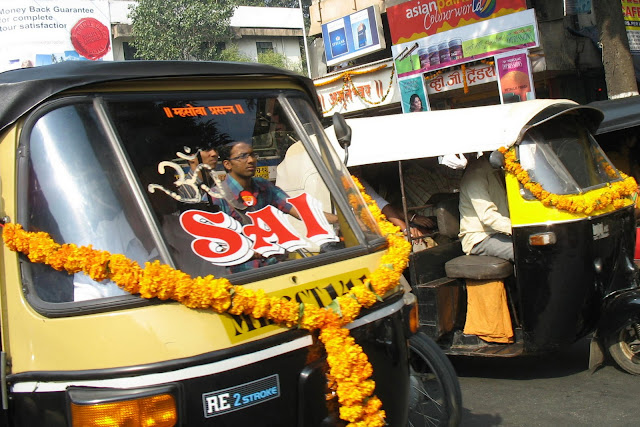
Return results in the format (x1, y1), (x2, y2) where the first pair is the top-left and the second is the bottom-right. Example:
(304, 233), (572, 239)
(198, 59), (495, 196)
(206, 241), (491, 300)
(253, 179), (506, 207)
(0, 60), (321, 134)
(589, 95), (640, 135)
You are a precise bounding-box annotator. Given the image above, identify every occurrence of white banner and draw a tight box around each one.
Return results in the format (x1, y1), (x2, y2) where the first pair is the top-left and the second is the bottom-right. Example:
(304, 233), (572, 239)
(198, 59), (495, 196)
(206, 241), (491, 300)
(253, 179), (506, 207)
(314, 62), (400, 116)
(0, 0), (113, 72)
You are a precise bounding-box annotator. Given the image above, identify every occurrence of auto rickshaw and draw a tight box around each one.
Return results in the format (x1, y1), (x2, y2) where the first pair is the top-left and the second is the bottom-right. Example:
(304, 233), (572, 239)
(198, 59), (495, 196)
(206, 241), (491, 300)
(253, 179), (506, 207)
(324, 99), (640, 375)
(588, 95), (640, 267)
(0, 61), (461, 426)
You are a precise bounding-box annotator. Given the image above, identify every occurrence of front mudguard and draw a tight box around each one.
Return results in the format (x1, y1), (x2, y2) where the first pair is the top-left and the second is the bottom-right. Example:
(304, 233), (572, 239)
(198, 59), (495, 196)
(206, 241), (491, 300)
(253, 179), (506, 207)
(589, 288), (640, 371)
(598, 288), (640, 339)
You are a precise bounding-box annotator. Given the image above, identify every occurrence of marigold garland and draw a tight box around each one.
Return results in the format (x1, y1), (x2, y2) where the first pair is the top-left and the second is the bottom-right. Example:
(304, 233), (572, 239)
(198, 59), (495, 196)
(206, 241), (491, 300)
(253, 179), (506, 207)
(0, 177), (410, 427)
(499, 146), (639, 215)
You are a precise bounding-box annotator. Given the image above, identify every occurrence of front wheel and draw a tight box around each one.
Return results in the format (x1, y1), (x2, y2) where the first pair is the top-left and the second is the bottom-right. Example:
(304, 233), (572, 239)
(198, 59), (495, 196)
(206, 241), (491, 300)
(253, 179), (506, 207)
(606, 320), (640, 375)
(407, 332), (462, 427)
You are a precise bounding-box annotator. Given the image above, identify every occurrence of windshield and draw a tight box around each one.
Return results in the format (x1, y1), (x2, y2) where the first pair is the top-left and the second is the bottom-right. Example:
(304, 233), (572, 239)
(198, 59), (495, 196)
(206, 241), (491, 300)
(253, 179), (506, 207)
(518, 115), (621, 196)
(21, 90), (381, 310)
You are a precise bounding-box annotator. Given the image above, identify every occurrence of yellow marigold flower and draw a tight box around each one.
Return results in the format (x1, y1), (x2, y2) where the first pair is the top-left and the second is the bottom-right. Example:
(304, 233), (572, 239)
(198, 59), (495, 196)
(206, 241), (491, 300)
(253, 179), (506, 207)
(339, 404), (364, 422)
(228, 286), (257, 316)
(138, 261), (172, 299)
(362, 412), (386, 427)
(1, 223), (21, 251)
(157, 268), (191, 301)
(364, 396), (383, 414)
(300, 305), (330, 330)
(27, 232), (59, 264)
(251, 289), (271, 319)
(336, 295), (361, 324)
(83, 249), (111, 282)
(350, 284), (377, 308)
(108, 253), (143, 294)
(267, 297), (300, 327)
(64, 245), (94, 274)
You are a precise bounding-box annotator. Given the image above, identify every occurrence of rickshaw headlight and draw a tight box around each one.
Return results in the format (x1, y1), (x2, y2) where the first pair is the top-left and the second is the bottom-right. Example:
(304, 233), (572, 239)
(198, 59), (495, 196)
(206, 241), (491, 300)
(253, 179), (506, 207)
(68, 386), (177, 427)
(529, 232), (557, 246)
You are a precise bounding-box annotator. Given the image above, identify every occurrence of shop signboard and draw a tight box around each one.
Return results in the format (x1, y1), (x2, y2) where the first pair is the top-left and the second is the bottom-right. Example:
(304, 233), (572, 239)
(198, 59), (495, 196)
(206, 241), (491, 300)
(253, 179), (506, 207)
(494, 49), (535, 103)
(622, 0), (640, 53)
(321, 5), (386, 67)
(0, 0), (113, 72)
(425, 62), (497, 94)
(314, 62), (400, 116)
(387, 0), (527, 45)
(392, 9), (539, 79)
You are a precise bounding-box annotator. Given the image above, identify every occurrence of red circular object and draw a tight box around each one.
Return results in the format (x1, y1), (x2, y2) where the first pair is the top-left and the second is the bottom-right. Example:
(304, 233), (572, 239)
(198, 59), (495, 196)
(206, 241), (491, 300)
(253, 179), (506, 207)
(70, 17), (111, 60)
(240, 191), (257, 207)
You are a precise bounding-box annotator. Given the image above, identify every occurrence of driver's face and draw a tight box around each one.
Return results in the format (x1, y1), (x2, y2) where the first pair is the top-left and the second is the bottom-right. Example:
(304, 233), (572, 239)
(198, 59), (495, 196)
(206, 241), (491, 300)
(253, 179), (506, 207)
(224, 142), (257, 179)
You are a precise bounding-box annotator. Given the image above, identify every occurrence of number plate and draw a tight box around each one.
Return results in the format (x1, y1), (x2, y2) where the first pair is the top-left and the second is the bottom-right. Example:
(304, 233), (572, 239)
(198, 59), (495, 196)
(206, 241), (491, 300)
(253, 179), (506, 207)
(255, 166), (269, 179)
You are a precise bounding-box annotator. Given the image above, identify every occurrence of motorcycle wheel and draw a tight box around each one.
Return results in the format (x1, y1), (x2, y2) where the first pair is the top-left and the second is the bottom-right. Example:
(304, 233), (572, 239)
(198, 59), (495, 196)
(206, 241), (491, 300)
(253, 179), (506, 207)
(407, 332), (462, 427)
(606, 320), (640, 375)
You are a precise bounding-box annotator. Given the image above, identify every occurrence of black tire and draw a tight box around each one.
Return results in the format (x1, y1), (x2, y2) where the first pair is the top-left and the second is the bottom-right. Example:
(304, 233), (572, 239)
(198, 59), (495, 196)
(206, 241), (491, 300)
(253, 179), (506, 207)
(407, 332), (462, 427)
(606, 320), (640, 375)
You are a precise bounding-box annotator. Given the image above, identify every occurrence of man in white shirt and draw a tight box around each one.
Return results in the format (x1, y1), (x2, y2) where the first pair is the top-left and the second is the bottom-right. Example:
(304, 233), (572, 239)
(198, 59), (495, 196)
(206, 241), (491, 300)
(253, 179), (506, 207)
(458, 153), (513, 261)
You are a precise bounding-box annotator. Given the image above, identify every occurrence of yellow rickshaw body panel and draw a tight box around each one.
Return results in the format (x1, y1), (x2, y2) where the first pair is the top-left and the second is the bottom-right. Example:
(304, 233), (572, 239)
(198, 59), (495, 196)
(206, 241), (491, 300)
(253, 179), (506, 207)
(2, 219), (380, 372)
(506, 173), (635, 226)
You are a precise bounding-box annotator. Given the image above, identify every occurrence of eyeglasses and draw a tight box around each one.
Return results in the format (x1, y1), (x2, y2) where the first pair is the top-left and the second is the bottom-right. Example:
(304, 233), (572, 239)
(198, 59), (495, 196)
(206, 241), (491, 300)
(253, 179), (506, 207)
(228, 152), (259, 162)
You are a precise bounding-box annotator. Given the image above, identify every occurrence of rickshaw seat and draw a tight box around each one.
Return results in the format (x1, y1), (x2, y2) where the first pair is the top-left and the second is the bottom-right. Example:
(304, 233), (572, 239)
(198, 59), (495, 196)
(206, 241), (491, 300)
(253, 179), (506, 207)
(435, 196), (513, 280)
(445, 255), (513, 280)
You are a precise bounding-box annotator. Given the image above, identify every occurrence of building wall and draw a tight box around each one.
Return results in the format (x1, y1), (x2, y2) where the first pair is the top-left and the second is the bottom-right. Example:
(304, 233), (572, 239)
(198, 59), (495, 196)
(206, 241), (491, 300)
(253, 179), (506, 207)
(108, 1), (304, 65)
(235, 36), (302, 64)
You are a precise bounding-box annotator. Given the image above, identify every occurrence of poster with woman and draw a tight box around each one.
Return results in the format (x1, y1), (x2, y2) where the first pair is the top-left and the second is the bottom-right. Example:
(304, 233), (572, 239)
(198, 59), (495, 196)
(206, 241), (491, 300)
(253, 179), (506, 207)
(398, 75), (429, 113)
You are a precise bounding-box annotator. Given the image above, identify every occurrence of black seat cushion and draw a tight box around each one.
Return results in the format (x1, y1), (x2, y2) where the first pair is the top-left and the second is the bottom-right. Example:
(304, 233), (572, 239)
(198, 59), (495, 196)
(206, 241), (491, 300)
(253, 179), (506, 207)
(445, 255), (513, 280)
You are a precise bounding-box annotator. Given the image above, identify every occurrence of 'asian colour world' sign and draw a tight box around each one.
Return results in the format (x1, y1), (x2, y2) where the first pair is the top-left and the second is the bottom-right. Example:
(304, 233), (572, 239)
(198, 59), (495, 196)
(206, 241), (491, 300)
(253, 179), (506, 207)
(387, 0), (527, 45)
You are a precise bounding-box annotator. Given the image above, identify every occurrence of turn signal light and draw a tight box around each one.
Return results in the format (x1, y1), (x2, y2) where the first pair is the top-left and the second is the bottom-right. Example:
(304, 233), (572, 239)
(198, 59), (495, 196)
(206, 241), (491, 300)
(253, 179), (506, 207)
(71, 393), (177, 427)
(409, 303), (419, 334)
(404, 292), (419, 334)
(528, 232), (557, 246)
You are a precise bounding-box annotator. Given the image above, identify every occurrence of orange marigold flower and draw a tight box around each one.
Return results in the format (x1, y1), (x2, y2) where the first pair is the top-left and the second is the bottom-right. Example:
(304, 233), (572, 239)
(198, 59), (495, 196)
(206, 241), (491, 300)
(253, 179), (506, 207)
(339, 404), (365, 423)
(27, 232), (60, 264)
(228, 286), (258, 316)
(108, 253), (143, 294)
(83, 249), (111, 282)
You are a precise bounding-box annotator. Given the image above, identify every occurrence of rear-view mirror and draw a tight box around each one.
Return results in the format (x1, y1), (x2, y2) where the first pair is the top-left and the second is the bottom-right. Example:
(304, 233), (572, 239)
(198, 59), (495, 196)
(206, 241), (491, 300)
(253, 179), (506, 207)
(332, 113), (352, 149)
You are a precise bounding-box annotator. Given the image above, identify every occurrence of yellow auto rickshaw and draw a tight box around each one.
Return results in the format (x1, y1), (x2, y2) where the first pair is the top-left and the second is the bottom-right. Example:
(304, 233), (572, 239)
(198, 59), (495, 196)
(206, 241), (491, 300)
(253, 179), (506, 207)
(0, 61), (463, 426)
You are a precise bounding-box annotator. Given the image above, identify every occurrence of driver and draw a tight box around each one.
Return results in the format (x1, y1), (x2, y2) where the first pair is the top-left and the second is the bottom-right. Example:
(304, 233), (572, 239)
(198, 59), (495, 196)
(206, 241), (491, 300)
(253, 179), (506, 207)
(458, 153), (513, 262)
(213, 141), (298, 272)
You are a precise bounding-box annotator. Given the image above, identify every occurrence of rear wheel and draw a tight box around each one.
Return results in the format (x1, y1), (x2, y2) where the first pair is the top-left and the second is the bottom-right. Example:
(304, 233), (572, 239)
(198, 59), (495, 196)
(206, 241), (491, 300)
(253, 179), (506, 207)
(606, 320), (640, 375)
(407, 332), (462, 427)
